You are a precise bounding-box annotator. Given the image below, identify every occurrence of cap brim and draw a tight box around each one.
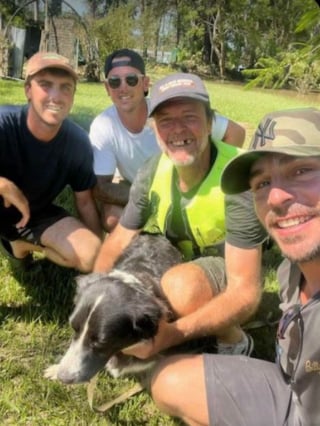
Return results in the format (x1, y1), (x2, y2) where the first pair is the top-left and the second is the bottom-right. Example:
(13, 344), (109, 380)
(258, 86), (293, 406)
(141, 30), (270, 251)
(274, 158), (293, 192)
(27, 63), (78, 81)
(221, 145), (320, 195)
(149, 93), (209, 116)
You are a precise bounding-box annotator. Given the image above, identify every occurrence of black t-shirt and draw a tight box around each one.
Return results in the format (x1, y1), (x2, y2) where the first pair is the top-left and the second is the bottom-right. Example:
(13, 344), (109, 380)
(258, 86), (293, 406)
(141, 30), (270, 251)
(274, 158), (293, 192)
(120, 154), (267, 249)
(0, 104), (96, 223)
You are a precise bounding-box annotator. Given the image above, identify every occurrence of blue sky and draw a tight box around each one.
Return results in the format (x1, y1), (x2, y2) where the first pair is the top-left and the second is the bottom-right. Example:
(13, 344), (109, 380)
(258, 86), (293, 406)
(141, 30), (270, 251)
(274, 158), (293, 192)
(63, 0), (87, 16)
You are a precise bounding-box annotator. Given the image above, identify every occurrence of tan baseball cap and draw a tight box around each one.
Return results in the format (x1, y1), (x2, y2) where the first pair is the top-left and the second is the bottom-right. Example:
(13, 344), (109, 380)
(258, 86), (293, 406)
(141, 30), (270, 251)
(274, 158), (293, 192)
(25, 51), (78, 81)
(149, 73), (210, 116)
(221, 107), (320, 194)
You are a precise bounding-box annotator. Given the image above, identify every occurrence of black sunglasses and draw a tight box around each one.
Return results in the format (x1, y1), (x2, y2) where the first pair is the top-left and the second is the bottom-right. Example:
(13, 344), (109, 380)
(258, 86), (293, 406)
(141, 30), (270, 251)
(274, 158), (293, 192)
(276, 291), (320, 385)
(106, 73), (144, 89)
(276, 303), (303, 384)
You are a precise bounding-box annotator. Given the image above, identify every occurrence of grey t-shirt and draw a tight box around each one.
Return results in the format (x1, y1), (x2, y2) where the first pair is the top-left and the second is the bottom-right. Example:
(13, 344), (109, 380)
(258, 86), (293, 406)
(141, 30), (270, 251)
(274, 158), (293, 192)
(120, 153), (267, 250)
(277, 259), (320, 426)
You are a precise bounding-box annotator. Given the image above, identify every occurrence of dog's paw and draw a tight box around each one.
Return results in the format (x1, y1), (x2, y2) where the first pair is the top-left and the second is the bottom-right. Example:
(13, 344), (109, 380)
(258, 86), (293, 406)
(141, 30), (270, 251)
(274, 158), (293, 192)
(43, 364), (60, 380)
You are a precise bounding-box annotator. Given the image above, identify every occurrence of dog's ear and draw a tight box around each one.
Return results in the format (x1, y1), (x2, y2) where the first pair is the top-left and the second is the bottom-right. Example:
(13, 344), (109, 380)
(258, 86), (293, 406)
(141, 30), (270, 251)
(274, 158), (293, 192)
(133, 309), (162, 339)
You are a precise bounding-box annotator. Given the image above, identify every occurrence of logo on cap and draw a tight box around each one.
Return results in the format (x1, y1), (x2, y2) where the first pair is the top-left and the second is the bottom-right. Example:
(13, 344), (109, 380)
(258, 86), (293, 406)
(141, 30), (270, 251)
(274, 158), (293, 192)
(41, 53), (69, 63)
(251, 118), (276, 149)
(159, 78), (196, 93)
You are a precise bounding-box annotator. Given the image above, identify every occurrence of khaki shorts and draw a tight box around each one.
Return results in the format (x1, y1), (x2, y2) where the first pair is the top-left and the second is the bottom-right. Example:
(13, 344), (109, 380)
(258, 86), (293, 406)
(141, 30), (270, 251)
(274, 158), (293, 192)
(192, 256), (226, 293)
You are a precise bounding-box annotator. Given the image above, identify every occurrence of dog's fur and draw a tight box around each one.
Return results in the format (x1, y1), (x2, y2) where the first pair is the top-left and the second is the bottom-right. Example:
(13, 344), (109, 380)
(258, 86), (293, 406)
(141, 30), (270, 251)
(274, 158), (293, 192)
(45, 233), (184, 384)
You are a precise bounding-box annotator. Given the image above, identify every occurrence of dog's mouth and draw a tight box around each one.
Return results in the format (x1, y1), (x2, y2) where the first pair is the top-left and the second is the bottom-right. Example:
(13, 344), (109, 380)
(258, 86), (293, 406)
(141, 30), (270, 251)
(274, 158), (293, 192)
(51, 340), (112, 384)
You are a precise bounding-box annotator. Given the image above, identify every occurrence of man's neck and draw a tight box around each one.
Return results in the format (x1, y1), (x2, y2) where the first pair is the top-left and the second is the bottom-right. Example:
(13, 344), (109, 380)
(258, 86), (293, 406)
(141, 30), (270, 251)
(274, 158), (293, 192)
(176, 146), (211, 193)
(117, 100), (148, 134)
(299, 260), (320, 303)
(27, 109), (61, 142)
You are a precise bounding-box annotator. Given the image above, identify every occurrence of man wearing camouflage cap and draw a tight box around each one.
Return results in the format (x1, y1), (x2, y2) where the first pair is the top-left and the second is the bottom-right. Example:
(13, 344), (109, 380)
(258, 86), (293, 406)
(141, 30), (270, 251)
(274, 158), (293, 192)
(0, 51), (102, 273)
(150, 107), (320, 426)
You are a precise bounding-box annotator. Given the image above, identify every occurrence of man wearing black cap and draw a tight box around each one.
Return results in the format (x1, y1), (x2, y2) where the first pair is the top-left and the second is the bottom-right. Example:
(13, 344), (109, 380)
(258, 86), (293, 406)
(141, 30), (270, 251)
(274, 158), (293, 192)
(94, 72), (266, 359)
(0, 51), (102, 273)
(149, 107), (320, 426)
(90, 49), (246, 232)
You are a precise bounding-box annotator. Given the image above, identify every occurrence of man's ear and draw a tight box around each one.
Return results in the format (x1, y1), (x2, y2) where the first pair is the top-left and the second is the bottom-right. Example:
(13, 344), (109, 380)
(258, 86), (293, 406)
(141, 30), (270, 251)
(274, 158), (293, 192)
(104, 81), (111, 96)
(24, 82), (31, 102)
(143, 75), (150, 93)
(207, 111), (213, 136)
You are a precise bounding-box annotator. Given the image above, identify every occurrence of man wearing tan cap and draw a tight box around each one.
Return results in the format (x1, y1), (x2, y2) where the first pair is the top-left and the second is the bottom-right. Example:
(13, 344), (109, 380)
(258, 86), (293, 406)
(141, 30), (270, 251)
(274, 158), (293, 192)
(150, 107), (320, 426)
(0, 51), (101, 273)
(94, 72), (267, 358)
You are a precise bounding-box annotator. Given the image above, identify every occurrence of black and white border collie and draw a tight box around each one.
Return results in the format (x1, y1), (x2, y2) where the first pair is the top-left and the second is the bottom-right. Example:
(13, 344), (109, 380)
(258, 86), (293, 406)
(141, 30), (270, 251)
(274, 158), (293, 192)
(44, 233), (183, 384)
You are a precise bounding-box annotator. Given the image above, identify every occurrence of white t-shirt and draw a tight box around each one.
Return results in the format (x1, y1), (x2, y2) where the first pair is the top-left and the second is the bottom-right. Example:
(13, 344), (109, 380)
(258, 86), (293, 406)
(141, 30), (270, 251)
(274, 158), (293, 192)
(90, 101), (228, 183)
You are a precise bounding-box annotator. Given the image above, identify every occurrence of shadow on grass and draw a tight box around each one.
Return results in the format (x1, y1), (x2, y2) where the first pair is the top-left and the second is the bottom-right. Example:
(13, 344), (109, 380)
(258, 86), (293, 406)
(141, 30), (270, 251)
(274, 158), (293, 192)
(246, 244), (283, 362)
(0, 259), (77, 325)
(248, 290), (281, 362)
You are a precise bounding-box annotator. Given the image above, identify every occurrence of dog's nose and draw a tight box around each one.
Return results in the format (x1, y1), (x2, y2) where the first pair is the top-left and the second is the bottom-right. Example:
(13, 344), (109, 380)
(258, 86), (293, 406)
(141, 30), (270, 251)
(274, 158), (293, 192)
(57, 368), (81, 384)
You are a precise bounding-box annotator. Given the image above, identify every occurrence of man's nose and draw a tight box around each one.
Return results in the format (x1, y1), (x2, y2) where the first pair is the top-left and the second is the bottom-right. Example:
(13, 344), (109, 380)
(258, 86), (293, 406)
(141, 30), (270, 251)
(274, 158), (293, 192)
(267, 185), (294, 208)
(171, 118), (187, 131)
(48, 86), (61, 101)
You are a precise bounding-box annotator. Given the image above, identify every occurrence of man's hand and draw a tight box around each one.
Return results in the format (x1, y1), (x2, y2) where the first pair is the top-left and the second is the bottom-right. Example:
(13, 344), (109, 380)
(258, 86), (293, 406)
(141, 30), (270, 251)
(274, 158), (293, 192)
(122, 320), (184, 359)
(0, 178), (30, 228)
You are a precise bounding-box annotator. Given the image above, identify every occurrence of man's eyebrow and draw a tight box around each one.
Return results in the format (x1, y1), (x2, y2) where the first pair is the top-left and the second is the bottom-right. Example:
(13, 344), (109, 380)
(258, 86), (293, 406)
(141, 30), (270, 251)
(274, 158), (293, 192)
(61, 82), (74, 88)
(249, 155), (314, 181)
(249, 166), (264, 182)
(35, 77), (51, 83)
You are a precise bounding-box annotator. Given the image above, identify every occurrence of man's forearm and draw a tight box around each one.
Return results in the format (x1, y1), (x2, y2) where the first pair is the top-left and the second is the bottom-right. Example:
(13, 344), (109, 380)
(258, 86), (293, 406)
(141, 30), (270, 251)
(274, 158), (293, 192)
(94, 181), (130, 206)
(77, 201), (103, 239)
(173, 282), (262, 343)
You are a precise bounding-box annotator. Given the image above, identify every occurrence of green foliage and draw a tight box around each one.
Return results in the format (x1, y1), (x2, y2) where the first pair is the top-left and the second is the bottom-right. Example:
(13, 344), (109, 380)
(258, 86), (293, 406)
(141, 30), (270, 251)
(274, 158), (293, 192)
(92, 1), (137, 62)
(243, 44), (320, 94)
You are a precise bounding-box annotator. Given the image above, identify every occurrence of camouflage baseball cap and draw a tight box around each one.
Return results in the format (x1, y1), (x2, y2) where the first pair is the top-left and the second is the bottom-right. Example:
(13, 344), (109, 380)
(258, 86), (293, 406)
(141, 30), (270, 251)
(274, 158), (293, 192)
(149, 72), (210, 116)
(221, 107), (320, 194)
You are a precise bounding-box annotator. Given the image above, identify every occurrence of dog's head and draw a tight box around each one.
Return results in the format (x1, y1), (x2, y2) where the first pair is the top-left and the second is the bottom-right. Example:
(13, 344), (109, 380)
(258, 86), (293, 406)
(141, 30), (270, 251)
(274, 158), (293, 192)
(55, 272), (168, 384)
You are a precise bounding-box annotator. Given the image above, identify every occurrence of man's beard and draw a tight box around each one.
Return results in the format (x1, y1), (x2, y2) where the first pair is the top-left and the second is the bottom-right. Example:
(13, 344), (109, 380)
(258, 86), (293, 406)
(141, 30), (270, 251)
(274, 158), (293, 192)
(277, 235), (320, 263)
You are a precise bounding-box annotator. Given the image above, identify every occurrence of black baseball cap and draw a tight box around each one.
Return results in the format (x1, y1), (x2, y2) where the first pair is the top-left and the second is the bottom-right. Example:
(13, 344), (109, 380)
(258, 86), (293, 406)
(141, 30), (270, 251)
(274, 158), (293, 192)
(104, 48), (145, 78)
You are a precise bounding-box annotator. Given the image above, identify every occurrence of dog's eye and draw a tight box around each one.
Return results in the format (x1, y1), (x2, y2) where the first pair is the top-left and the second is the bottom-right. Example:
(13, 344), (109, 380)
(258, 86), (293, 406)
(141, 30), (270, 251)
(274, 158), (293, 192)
(72, 325), (80, 335)
(88, 334), (100, 349)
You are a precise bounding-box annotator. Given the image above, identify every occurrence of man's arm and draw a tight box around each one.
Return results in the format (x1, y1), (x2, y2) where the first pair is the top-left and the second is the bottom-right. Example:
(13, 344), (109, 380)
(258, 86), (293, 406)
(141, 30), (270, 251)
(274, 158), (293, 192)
(94, 157), (155, 272)
(93, 175), (131, 206)
(123, 191), (265, 358)
(0, 177), (30, 227)
(213, 114), (246, 148)
(74, 189), (103, 239)
(123, 243), (263, 358)
(176, 243), (262, 335)
(223, 119), (246, 147)
(93, 223), (140, 272)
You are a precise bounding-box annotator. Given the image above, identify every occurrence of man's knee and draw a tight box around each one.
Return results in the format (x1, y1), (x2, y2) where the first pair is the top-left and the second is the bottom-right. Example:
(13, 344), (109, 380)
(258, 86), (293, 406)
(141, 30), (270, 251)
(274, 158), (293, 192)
(104, 215), (120, 233)
(102, 203), (123, 233)
(151, 356), (184, 415)
(72, 235), (101, 272)
(161, 263), (214, 316)
(41, 218), (102, 272)
(151, 355), (208, 424)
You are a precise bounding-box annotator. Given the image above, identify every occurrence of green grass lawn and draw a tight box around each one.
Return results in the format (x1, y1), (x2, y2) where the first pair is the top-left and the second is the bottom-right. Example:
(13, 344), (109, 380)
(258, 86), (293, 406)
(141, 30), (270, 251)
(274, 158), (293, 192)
(0, 72), (318, 425)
